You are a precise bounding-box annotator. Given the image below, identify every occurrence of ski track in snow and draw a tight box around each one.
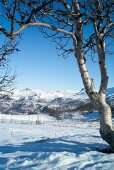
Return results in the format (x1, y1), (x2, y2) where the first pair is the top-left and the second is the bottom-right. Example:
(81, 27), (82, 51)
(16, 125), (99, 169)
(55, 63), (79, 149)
(0, 113), (114, 170)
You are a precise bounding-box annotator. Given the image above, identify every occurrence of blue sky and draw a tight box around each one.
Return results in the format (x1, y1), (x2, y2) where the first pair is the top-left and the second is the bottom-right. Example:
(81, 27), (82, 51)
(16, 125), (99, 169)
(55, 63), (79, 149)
(10, 27), (114, 91)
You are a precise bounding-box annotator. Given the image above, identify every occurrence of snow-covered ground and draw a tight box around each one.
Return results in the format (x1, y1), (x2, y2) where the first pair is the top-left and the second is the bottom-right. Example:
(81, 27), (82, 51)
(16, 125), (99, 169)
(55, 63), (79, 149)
(0, 113), (114, 170)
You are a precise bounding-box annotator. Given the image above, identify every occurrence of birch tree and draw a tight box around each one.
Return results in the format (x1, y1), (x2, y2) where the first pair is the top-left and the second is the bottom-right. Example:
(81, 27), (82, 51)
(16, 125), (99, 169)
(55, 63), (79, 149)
(0, 0), (114, 150)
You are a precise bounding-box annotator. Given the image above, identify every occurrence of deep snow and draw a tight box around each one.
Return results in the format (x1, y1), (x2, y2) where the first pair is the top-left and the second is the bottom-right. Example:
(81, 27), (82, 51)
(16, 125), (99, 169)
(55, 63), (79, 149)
(0, 113), (114, 170)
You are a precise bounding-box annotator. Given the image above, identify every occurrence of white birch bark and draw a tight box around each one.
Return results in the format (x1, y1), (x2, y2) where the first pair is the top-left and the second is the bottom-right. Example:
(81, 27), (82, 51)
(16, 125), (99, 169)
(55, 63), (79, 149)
(72, 0), (98, 104)
(95, 29), (114, 150)
(73, 0), (114, 150)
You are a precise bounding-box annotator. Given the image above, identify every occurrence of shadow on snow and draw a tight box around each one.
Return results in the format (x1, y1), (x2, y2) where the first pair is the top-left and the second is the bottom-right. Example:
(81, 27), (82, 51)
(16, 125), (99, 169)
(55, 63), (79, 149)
(0, 136), (107, 155)
(0, 136), (112, 170)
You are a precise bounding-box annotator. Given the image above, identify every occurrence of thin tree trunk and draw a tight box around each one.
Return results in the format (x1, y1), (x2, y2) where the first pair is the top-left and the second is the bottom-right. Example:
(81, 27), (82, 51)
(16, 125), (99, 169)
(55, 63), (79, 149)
(93, 0), (114, 150)
(96, 39), (114, 150)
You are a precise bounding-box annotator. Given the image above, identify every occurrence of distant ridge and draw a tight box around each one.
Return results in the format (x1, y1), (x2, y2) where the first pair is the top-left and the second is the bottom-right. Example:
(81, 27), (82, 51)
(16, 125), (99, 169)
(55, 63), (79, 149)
(0, 87), (113, 117)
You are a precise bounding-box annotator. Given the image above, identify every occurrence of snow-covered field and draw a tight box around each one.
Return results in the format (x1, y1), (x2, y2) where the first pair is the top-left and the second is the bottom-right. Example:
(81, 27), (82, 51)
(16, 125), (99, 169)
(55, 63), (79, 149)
(0, 113), (114, 170)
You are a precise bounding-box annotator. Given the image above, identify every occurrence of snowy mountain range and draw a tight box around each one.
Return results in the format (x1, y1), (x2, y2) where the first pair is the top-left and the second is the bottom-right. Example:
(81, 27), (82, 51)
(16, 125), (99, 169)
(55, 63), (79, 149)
(0, 87), (114, 117)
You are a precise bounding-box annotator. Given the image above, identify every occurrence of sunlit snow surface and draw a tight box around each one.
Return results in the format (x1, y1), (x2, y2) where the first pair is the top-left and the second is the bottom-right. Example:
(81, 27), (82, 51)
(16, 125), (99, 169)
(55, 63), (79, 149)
(0, 113), (114, 170)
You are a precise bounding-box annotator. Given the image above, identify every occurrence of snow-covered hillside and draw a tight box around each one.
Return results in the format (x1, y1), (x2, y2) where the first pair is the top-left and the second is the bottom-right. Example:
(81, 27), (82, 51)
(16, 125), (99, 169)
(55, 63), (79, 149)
(0, 87), (114, 116)
(0, 113), (114, 170)
(0, 88), (114, 169)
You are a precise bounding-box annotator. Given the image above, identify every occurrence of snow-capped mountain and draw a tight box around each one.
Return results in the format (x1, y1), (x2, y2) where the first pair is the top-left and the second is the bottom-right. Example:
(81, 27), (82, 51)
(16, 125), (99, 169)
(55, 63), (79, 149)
(12, 88), (87, 101)
(0, 87), (114, 117)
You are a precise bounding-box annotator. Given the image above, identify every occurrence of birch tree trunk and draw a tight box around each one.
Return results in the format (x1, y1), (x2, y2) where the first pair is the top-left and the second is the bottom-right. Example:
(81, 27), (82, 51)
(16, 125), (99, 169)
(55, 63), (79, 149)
(98, 93), (114, 150)
(94, 0), (114, 150)
(95, 30), (114, 150)
(73, 0), (114, 150)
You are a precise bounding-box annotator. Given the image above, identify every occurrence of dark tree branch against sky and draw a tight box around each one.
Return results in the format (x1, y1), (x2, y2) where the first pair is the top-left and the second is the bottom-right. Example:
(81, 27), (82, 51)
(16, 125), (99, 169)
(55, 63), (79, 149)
(0, 39), (18, 92)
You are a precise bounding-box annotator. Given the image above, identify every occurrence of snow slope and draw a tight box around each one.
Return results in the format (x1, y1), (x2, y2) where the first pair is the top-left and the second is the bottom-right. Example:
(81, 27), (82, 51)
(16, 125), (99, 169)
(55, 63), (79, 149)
(0, 113), (114, 170)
